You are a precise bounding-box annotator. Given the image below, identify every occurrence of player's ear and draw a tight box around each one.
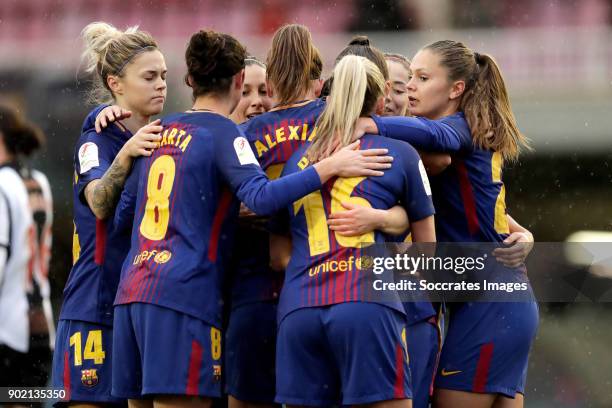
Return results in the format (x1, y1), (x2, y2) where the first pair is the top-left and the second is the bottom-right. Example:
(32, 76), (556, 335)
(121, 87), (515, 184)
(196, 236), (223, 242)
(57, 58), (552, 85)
(313, 79), (324, 98)
(449, 80), (465, 100)
(235, 69), (245, 91)
(385, 81), (392, 99)
(375, 95), (385, 115)
(265, 80), (274, 98)
(107, 75), (123, 96)
(184, 74), (195, 89)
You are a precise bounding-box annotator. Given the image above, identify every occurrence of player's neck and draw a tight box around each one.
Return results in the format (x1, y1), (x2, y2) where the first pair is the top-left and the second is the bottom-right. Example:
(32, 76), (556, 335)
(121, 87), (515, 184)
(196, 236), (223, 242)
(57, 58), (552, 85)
(428, 101), (460, 120)
(192, 95), (233, 117)
(270, 90), (316, 110)
(121, 112), (150, 135)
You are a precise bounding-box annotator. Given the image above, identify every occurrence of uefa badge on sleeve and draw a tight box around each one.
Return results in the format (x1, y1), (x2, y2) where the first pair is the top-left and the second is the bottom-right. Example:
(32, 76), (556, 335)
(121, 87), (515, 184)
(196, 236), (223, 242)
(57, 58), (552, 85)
(81, 369), (99, 387)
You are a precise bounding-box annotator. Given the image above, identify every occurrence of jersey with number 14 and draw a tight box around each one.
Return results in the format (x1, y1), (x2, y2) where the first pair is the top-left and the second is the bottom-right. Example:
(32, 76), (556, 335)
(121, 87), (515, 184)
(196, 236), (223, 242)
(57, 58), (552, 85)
(60, 104), (129, 326)
(113, 111), (323, 328)
(278, 135), (435, 323)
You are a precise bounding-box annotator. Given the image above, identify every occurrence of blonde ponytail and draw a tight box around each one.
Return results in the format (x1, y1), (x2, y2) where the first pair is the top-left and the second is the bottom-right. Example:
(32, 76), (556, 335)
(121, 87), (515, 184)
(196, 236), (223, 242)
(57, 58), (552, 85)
(307, 55), (385, 161)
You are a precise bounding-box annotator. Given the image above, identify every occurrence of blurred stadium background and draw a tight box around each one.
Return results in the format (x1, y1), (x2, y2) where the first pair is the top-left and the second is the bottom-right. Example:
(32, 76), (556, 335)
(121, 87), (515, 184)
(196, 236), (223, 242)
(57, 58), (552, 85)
(1, 0), (611, 406)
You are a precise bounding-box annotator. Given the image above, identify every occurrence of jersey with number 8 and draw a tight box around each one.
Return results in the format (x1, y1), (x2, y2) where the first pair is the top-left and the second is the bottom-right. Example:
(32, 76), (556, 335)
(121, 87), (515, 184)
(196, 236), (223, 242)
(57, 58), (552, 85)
(140, 155), (176, 240)
(113, 111), (325, 329)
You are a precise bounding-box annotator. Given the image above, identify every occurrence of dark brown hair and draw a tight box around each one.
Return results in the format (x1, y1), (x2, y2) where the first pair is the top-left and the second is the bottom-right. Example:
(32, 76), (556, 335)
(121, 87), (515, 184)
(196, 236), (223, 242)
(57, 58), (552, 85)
(321, 35), (390, 98)
(424, 40), (530, 161)
(335, 36), (389, 80)
(0, 104), (44, 157)
(185, 30), (247, 98)
(266, 24), (323, 106)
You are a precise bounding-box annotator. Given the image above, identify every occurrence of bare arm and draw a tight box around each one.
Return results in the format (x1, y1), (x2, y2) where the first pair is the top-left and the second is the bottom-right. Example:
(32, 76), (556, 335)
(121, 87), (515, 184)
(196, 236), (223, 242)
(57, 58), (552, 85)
(270, 233), (292, 272)
(492, 214), (534, 267)
(420, 152), (451, 176)
(410, 215), (436, 243)
(328, 204), (410, 236)
(84, 153), (132, 220)
(84, 120), (162, 220)
(410, 215), (436, 258)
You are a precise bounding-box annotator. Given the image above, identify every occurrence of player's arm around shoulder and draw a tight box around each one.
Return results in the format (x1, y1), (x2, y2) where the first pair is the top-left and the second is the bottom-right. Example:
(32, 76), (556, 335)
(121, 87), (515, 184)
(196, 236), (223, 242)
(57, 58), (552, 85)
(82, 120), (162, 220)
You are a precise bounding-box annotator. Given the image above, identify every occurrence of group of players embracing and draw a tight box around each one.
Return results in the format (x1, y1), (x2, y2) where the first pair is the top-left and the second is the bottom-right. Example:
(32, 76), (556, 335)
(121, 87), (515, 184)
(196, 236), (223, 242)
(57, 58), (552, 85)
(52, 21), (538, 408)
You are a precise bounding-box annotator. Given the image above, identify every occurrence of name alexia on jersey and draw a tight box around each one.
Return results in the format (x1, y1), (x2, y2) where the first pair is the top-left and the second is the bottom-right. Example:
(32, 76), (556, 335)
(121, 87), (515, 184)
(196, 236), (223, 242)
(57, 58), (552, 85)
(253, 122), (317, 158)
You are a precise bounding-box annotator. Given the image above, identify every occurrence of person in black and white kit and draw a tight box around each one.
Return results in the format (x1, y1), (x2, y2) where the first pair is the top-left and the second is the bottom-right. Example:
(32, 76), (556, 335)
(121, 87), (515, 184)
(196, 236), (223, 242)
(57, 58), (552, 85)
(0, 103), (44, 388)
(21, 146), (55, 390)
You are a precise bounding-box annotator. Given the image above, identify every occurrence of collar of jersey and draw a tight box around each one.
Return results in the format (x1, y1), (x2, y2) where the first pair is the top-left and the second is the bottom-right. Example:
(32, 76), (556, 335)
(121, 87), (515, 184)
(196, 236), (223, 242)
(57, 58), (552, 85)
(269, 98), (318, 112)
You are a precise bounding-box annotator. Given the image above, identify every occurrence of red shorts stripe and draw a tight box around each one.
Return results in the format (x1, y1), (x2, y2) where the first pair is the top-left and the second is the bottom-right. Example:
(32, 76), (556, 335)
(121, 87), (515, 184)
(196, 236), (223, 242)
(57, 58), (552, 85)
(473, 342), (494, 393)
(393, 342), (406, 398)
(186, 340), (203, 395)
(63, 351), (71, 400)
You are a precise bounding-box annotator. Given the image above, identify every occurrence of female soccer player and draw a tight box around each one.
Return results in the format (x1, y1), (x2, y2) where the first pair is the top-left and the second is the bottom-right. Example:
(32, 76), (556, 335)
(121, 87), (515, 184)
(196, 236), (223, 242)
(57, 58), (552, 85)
(0, 104), (42, 387)
(274, 54), (436, 408)
(110, 29), (392, 408)
(384, 53), (411, 117)
(227, 24), (327, 408)
(229, 57), (272, 124)
(383, 51), (443, 408)
(322, 41), (447, 408)
(229, 26), (410, 408)
(354, 40), (538, 408)
(51, 22), (166, 405)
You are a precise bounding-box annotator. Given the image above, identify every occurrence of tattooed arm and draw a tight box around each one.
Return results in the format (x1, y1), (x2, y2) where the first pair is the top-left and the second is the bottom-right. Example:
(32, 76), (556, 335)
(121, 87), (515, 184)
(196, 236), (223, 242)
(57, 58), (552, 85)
(84, 154), (132, 220)
(84, 120), (162, 220)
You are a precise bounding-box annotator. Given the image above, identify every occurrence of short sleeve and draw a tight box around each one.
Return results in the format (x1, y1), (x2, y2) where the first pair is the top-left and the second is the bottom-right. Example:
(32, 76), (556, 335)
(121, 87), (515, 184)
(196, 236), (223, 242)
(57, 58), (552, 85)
(113, 157), (142, 234)
(213, 121), (321, 216)
(74, 130), (116, 204)
(398, 142), (436, 221)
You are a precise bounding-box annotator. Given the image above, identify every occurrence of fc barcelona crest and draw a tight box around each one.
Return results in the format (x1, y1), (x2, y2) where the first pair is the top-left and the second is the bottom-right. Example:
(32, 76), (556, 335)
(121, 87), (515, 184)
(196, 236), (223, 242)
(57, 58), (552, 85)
(81, 369), (99, 387)
(213, 365), (222, 382)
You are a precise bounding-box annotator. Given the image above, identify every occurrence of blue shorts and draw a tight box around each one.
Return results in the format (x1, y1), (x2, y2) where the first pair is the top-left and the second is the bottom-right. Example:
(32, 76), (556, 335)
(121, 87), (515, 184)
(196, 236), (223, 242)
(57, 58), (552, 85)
(435, 301), (539, 398)
(406, 317), (441, 408)
(276, 302), (411, 406)
(225, 301), (277, 403)
(112, 303), (223, 399)
(51, 319), (125, 405)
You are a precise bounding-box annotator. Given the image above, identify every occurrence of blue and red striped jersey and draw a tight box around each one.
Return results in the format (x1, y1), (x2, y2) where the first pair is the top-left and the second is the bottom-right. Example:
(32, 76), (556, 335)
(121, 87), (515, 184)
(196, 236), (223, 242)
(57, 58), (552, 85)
(277, 135), (435, 323)
(375, 112), (510, 242)
(113, 111), (323, 327)
(60, 104), (131, 325)
(230, 99), (325, 308)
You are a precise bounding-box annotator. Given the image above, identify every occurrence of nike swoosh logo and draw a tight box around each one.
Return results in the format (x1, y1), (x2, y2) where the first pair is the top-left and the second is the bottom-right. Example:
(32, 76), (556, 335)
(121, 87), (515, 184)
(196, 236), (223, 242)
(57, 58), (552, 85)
(440, 368), (463, 376)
